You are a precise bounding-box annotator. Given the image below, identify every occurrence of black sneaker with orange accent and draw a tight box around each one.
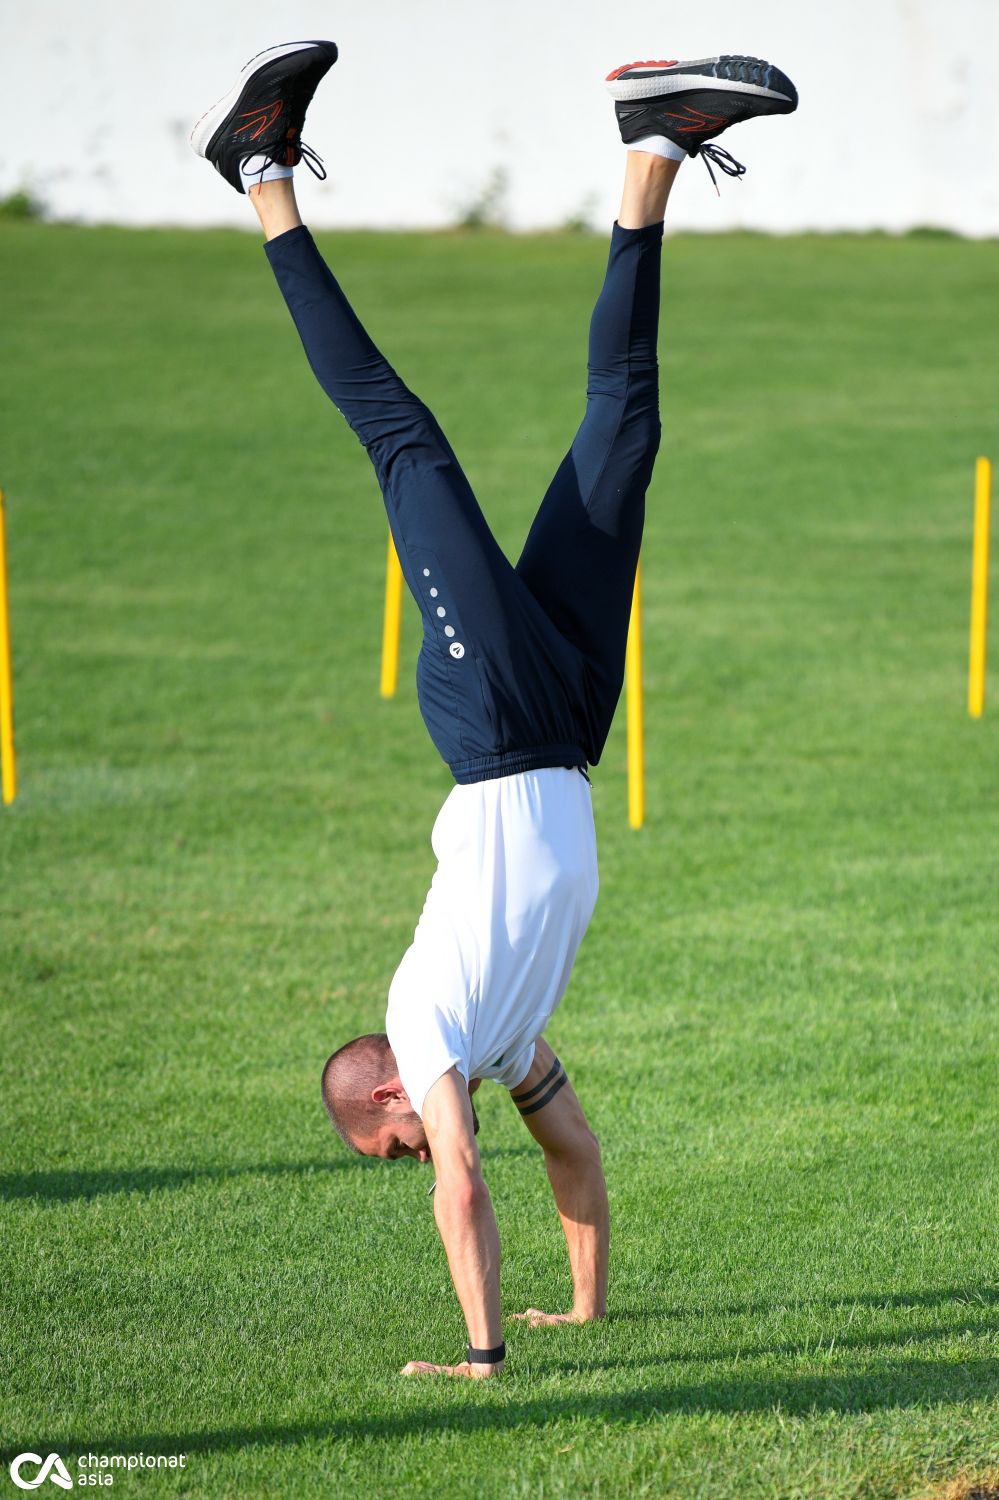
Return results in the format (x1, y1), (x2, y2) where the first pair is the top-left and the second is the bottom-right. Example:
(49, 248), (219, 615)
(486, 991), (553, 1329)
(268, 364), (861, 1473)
(190, 40), (338, 194)
(607, 55), (797, 188)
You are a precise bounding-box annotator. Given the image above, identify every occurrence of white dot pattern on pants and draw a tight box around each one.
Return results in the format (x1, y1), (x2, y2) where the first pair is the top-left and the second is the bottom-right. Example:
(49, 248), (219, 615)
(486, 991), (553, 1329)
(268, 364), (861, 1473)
(422, 568), (430, 577)
(436, 606), (446, 618)
(444, 625), (455, 638)
(430, 587), (438, 597)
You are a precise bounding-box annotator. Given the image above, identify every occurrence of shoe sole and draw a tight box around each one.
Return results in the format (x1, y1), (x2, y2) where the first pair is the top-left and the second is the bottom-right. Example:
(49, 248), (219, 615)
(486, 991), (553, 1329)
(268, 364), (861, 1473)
(189, 41), (325, 159)
(606, 54), (794, 106)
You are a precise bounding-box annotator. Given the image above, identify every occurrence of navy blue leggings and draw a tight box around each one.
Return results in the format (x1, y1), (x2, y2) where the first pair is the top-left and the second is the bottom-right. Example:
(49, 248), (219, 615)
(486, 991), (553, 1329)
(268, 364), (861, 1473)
(265, 221), (662, 783)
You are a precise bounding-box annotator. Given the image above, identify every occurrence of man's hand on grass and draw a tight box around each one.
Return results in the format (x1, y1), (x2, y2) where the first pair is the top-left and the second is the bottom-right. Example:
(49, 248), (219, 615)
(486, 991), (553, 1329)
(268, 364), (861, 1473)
(509, 1308), (588, 1327)
(401, 1359), (502, 1379)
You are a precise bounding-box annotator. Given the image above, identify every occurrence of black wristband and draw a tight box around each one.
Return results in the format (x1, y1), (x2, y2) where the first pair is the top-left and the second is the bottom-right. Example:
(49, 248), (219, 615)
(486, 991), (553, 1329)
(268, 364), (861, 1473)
(467, 1341), (506, 1365)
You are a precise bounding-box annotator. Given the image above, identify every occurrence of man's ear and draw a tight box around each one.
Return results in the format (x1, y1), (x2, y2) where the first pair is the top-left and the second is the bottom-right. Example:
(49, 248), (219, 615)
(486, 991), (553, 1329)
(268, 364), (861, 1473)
(371, 1076), (408, 1106)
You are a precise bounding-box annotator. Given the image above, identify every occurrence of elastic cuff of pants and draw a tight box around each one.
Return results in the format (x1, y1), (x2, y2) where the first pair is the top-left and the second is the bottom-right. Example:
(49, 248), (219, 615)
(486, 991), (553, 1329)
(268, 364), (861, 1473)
(262, 223), (314, 258)
(611, 219), (665, 242)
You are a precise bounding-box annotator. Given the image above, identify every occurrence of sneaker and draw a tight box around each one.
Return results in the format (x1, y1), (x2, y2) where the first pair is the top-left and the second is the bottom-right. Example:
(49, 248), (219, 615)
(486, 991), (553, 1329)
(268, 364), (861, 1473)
(190, 40), (338, 194)
(607, 55), (797, 188)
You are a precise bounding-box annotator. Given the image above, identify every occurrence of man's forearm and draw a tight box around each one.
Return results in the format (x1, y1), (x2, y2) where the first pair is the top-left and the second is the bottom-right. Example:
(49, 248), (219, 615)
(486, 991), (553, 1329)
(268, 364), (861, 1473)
(433, 1172), (503, 1350)
(544, 1144), (609, 1318)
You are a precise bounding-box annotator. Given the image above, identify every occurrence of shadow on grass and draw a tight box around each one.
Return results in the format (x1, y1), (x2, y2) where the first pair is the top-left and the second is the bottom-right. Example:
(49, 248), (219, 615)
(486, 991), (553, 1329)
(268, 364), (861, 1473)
(0, 1159), (376, 1202)
(824, 1287), (999, 1312)
(612, 1286), (999, 1322)
(15, 1357), (999, 1462)
(544, 1310), (999, 1374)
(3, 1145), (535, 1202)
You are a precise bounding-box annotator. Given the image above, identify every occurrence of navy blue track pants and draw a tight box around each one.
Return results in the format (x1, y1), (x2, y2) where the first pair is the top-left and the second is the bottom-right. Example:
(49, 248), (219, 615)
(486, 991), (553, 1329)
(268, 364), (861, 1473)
(265, 220), (663, 784)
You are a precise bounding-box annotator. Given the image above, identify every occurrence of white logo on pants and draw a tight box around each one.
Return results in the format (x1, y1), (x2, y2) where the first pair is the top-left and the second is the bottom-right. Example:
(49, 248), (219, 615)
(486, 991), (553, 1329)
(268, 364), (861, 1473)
(449, 642), (465, 659)
(9, 1453), (73, 1490)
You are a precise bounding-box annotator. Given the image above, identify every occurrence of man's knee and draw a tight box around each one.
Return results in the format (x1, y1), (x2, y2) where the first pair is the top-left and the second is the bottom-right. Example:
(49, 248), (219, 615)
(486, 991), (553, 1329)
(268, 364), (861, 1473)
(616, 407), (661, 485)
(354, 396), (440, 467)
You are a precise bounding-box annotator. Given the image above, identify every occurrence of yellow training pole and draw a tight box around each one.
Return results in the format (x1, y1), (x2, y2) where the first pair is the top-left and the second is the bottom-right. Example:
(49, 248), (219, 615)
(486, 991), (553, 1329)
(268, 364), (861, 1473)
(0, 488), (16, 805)
(380, 529), (404, 699)
(968, 457), (992, 718)
(625, 561), (645, 829)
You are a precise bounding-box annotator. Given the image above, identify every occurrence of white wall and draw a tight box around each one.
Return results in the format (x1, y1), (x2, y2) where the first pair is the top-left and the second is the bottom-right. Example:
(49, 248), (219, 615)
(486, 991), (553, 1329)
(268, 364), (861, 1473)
(3, 0), (997, 235)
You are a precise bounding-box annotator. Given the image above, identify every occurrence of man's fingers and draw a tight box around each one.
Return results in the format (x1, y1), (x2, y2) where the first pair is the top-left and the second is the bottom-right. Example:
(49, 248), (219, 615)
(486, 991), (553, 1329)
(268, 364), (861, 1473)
(401, 1360), (451, 1376)
(510, 1309), (579, 1327)
(401, 1360), (494, 1378)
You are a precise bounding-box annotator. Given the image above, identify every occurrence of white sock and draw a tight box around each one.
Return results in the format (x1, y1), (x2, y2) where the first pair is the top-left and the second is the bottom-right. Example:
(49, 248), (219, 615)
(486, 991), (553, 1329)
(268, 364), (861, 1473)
(240, 154), (294, 190)
(628, 136), (687, 163)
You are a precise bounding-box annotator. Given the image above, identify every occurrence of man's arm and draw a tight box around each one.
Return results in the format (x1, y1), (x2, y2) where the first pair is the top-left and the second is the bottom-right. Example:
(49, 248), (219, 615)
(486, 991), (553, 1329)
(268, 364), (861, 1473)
(508, 1039), (609, 1325)
(400, 1067), (504, 1379)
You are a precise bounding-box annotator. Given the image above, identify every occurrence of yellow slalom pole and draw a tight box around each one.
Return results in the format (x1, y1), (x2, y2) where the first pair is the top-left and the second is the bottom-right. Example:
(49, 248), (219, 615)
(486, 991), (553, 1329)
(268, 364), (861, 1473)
(0, 488), (16, 805)
(968, 456), (992, 719)
(625, 560), (644, 830)
(380, 528), (404, 699)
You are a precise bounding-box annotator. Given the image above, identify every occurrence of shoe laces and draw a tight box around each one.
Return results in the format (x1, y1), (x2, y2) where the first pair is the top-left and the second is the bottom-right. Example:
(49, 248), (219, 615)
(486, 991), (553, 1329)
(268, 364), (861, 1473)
(243, 138), (327, 186)
(697, 143), (746, 195)
(293, 139), (327, 182)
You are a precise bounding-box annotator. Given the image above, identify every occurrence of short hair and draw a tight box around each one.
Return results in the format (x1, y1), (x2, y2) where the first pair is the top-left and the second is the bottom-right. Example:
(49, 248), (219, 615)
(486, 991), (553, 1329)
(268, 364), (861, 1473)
(321, 1032), (395, 1153)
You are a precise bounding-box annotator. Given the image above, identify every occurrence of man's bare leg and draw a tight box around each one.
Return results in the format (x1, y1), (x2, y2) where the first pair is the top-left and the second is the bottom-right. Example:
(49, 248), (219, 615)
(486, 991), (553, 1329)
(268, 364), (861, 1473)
(618, 151), (682, 230)
(246, 152), (677, 242)
(245, 149), (675, 242)
(248, 178), (303, 241)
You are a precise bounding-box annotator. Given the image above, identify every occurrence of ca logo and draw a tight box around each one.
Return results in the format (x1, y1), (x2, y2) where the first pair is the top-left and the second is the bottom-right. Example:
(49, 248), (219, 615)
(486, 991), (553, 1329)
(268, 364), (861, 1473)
(448, 642), (465, 659)
(9, 1453), (74, 1490)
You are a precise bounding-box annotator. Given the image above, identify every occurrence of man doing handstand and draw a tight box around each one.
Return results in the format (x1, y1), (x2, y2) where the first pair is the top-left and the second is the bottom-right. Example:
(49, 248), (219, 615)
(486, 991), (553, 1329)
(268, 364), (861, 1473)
(191, 42), (797, 1377)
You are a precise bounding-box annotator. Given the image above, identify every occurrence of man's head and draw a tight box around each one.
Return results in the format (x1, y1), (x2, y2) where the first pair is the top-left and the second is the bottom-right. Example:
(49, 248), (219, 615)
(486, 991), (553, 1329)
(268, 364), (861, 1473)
(321, 1033), (431, 1160)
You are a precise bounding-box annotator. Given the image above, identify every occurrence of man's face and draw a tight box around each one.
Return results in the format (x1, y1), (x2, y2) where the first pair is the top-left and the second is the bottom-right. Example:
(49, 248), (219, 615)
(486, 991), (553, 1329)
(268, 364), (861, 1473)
(361, 1114), (431, 1162)
(356, 1090), (479, 1161)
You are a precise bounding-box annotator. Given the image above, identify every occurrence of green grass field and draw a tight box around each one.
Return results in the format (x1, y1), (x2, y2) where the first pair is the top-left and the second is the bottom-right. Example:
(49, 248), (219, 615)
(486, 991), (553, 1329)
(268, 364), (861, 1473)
(1, 218), (997, 1500)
